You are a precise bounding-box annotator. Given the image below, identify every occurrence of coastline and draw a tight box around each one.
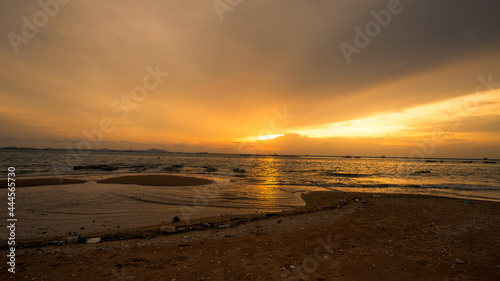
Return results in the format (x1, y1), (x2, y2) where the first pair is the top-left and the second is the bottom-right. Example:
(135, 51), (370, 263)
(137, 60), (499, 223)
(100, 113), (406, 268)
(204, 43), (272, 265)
(6, 190), (499, 280)
(0, 174), (214, 188)
(1, 173), (499, 244)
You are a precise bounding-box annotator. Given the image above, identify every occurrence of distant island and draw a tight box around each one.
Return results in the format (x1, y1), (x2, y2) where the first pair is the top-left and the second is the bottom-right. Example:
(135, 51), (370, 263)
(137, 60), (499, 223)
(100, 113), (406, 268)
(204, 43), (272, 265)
(0, 147), (172, 153)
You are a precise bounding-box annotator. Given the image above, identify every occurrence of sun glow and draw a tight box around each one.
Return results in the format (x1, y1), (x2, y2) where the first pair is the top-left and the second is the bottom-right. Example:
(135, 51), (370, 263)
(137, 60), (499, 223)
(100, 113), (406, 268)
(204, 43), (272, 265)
(287, 89), (500, 139)
(238, 134), (285, 142)
(258, 134), (284, 141)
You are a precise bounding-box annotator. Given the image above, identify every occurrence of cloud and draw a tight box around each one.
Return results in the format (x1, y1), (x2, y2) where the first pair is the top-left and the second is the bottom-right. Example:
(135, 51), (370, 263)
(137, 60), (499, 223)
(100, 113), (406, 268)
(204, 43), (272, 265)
(0, 0), (499, 158)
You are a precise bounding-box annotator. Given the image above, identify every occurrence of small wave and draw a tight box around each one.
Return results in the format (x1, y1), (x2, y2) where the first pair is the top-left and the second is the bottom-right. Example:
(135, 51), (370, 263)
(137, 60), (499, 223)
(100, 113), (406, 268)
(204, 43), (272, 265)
(420, 184), (500, 191)
(293, 181), (500, 191)
(324, 172), (371, 178)
(220, 195), (259, 201)
(286, 169), (319, 173)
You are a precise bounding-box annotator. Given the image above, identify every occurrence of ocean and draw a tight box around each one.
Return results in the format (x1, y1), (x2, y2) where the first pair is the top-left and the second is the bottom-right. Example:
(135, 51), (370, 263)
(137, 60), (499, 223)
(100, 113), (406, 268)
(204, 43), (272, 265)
(1, 149), (499, 238)
(2, 148), (499, 197)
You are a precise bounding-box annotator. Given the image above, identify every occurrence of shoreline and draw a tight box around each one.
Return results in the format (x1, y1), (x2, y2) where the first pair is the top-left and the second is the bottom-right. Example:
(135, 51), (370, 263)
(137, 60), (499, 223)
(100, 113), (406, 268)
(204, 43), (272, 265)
(1, 172), (499, 242)
(4, 191), (497, 248)
(8, 190), (500, 280)
(0, 174), (214, 188)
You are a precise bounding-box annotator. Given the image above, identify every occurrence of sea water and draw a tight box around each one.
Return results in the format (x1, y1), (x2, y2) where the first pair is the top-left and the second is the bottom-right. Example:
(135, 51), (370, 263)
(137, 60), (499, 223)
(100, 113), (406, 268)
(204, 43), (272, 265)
(1, 149), (499, 238)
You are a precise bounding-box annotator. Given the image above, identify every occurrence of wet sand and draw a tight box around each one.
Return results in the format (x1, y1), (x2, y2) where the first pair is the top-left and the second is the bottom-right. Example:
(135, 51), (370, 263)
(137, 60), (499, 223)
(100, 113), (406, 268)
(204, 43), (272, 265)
(97, 174), (214, 186)
(0, 178), (88, 188)
(0, 174), (224, 240)
(3, 191), (499, 280)
(0, 174), (213, 188)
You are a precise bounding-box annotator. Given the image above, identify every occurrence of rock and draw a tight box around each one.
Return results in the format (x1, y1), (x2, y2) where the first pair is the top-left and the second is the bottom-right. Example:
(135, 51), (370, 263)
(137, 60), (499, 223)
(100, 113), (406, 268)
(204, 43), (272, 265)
(173, 216), (180, 223)
(217, 224), (231, 229)
(454, 258), (465, 264)
(205, 167), (218, 172)
(67, 236), (79, 244)
(233, 168), (246, 173)
(164, 164), (184, 171)
(101, 165), (118, 171)
(86, 237), (101, 244)
(73, 165), (117, 171)
(265, 213), (279, 218)
(160, 226), (176, 233)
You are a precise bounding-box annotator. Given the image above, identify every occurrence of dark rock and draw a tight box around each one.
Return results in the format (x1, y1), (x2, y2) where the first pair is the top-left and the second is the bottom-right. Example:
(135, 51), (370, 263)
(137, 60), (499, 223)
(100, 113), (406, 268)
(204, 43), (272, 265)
(204, 167), (218, 172)
(265, 213), (279, 218)
(101, 165), (118, 171)
(173, 216), (180, 223)
(163, 164), (183, 171)
(413, 170), (431, 174)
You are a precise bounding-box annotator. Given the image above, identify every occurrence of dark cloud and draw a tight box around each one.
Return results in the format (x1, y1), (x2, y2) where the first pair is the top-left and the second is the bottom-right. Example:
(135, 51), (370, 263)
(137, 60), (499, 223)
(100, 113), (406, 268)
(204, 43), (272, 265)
(0, 0), (499, 157)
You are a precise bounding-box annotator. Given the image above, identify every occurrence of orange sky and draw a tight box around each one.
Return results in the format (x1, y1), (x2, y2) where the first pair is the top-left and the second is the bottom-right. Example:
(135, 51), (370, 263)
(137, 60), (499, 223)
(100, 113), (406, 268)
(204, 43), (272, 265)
(1, 0), (500, 158)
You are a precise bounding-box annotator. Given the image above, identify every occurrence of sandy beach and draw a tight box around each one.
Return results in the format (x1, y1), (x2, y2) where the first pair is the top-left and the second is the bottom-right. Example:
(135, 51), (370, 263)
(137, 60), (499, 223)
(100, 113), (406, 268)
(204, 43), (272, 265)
(0, 178), (88, 188)
(3, 0), (500, 280)
(1, 179), (498, 280)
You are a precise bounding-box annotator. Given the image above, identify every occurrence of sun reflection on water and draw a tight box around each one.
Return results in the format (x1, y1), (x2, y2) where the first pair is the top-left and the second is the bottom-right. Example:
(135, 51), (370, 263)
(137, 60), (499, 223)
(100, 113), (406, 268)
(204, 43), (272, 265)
(253, 157), (283, 201)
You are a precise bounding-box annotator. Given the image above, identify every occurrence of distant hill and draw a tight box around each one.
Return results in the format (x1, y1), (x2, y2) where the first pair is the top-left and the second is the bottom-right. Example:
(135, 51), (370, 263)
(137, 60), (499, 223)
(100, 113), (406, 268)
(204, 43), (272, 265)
(0, 147), (172, 153)
(145, 148), (171, 153)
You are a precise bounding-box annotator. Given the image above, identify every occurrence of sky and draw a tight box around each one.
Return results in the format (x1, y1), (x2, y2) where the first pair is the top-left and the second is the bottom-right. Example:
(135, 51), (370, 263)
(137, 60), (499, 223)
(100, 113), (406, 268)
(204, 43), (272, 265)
(1, 0), (499, 158)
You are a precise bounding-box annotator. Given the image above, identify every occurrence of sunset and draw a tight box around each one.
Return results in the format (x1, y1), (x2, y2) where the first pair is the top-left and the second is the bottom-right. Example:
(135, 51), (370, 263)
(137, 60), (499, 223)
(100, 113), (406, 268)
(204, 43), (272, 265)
(1, 1), (499, 280)
(1, 0), (499, 158)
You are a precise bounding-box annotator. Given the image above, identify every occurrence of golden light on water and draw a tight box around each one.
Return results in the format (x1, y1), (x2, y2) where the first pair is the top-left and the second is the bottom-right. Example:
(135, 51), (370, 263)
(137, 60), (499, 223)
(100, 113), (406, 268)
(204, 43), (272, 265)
(254, 157), (281, 201)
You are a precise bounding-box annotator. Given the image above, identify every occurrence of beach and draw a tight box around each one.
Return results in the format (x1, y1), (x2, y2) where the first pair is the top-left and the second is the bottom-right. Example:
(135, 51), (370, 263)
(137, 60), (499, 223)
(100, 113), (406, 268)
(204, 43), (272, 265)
(2, 0), (500, 280)
(1, 176), (499, 280)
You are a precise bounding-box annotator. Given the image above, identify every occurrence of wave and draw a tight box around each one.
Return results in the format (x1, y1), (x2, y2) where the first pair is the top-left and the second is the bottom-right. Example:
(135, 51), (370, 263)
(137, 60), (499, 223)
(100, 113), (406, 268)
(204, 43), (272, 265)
(116, 193), (274, 209)
(286, 169), (319, 173)
(290, 182), (500, 191)
(324, 172), (371, 178)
